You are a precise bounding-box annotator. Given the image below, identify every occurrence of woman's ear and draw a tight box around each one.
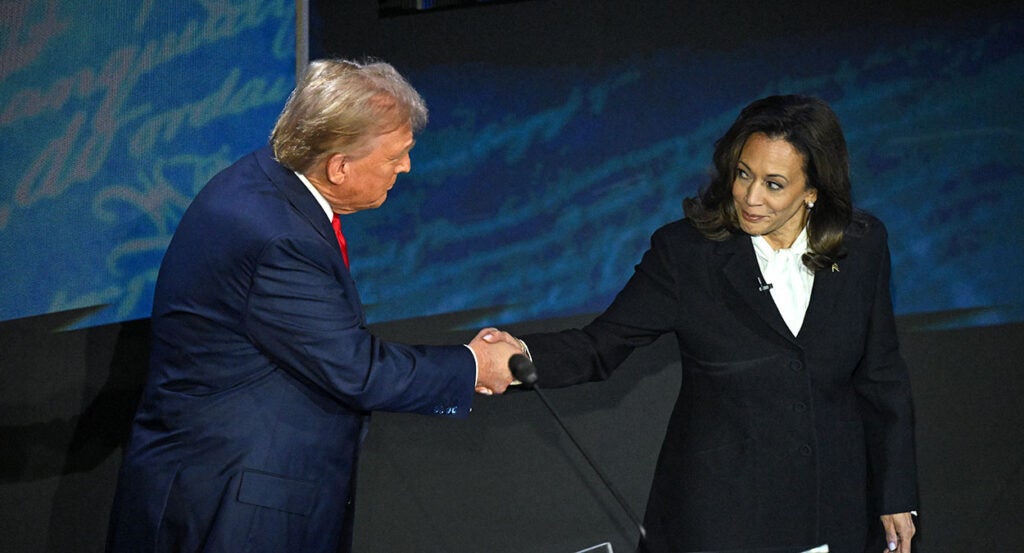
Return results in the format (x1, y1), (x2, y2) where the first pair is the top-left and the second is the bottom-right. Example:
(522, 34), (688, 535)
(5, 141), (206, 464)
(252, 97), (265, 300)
(806, 187), (818, 207)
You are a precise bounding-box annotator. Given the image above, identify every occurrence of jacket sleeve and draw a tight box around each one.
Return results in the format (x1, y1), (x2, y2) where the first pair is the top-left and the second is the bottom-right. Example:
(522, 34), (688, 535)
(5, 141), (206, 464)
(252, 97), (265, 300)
(852, 224), (920, 514)
(523, 224), (681, 388)
(243, 234), (475, 417)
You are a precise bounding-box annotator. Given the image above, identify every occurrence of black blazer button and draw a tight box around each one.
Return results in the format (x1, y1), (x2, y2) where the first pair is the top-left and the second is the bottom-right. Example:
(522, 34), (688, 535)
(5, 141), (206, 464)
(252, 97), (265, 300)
(799, 444), (813, 456)
(793, 402), (807, 413)
(789, 360), (804, 372)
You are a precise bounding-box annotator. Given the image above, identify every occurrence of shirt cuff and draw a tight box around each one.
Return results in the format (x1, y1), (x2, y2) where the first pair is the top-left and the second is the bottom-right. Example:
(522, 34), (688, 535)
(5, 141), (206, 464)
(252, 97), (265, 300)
(463, 344), (479, 387)
(518, 339), (532, 360)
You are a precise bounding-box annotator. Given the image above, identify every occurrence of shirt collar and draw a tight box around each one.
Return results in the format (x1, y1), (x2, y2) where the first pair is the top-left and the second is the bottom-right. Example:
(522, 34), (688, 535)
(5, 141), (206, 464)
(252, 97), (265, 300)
(751, 226), (809, 263)
(295, 172), (334, 221)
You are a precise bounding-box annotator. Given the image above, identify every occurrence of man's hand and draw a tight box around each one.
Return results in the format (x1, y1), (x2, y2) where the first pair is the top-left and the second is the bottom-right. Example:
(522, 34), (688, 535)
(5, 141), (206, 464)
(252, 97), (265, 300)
(468, 328), (521, 395)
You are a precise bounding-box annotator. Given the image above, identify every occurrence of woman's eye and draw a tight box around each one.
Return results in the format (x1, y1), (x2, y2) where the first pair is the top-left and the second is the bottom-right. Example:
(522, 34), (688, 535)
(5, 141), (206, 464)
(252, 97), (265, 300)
(737, 169), (749, 179)
(767, 180), (782, 190)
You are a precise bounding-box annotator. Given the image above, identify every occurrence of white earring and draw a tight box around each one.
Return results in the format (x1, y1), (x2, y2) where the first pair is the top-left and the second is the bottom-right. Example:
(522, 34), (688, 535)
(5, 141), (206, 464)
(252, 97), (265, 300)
(806, 201), (815, 209)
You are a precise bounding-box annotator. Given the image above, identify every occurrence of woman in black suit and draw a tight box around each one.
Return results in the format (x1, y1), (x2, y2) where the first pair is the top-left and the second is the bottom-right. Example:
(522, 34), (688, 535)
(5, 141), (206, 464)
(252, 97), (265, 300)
(516, 95), (918, 553)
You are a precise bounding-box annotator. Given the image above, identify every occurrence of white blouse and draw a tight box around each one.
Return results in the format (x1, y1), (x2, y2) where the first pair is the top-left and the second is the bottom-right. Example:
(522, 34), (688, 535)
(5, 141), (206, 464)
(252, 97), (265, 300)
(751, 227), (815, 336)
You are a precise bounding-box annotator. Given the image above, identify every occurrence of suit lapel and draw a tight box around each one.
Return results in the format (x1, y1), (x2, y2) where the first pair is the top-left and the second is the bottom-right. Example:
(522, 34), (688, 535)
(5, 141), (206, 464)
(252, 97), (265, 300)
(717, 234), (799, 343)
(255, 147), (335, 246)
(254, 147), (367, 325)
(798, 257), (844, 343)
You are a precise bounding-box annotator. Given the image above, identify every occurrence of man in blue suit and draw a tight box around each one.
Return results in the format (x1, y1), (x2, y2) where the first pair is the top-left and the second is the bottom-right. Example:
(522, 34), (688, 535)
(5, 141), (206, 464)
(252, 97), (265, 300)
(106, 59), (521, 552)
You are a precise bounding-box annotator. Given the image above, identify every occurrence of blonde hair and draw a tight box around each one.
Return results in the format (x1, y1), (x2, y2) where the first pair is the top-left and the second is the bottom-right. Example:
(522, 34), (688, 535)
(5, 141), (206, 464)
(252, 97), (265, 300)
(271, 59), (428, 173)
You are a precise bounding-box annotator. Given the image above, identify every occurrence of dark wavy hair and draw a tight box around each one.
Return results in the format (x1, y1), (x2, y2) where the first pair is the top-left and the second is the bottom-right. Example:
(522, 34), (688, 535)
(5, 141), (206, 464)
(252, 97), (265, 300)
(683, 95), (853, 271)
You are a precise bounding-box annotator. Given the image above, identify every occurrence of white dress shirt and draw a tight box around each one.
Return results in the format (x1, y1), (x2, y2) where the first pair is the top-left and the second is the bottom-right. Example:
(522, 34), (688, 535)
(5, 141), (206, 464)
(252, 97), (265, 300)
(295, 172), (333, 221)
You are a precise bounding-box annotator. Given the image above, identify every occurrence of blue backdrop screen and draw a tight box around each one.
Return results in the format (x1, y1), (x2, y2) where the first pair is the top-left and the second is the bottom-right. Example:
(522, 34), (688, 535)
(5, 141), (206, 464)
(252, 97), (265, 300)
(0, 1), (295, 327)
(340, 5), (1024, 330)
(1, 1), (1022, 331)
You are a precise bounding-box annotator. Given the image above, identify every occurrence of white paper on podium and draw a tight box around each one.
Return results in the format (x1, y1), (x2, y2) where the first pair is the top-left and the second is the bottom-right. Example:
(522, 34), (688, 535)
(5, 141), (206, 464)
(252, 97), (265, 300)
(574, 542), (613, 553)
(569, 542), (826, 553)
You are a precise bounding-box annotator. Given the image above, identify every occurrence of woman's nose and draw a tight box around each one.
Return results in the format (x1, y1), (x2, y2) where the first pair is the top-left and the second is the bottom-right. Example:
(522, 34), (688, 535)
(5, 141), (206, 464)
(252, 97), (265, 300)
(744, 181), (763, 205)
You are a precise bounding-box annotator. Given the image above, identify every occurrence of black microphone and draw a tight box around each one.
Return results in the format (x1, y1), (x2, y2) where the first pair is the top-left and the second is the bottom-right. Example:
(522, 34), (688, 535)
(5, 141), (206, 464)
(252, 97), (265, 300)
(509, 354), (539, 387)
(508, 354), (648, 544)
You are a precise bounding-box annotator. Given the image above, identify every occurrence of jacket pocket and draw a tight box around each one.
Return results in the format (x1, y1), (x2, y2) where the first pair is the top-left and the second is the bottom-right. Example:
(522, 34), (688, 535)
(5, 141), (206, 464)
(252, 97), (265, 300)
(236, 470), (318, 516)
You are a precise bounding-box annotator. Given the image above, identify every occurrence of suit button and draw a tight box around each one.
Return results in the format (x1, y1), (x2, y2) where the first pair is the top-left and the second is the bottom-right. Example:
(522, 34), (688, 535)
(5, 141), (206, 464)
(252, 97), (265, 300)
(789, 360), (803, 372)
(793, 402), (807, 413)
(799, 444), (813, 456)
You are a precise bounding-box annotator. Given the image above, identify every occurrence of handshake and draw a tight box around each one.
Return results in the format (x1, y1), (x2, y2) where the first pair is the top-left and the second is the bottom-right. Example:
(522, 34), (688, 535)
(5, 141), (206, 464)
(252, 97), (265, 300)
(467, 327), (529, 396)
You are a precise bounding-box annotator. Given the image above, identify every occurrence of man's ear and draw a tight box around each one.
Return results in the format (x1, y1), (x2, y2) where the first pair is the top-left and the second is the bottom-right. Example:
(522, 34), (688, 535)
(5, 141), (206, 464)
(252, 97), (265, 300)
(326, 153), (347, 185)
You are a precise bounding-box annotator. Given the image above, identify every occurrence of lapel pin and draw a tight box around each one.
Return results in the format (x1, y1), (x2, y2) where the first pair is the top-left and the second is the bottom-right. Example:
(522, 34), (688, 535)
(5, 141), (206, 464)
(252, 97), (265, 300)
(831, 263), (840, 273)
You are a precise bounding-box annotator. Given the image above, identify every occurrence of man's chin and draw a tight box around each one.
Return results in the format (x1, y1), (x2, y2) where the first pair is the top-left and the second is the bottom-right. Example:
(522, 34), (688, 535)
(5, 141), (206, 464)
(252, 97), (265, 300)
(368, 195), (387, 209)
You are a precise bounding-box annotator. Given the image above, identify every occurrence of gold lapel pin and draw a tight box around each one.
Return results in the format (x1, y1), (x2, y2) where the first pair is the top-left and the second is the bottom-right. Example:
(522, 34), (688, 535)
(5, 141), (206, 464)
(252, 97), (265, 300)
(831, 263), (840, 273)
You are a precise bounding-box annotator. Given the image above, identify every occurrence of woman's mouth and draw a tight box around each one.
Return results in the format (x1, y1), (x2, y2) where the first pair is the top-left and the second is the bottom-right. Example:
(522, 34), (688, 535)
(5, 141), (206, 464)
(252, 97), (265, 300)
(741, 210), (765, 223)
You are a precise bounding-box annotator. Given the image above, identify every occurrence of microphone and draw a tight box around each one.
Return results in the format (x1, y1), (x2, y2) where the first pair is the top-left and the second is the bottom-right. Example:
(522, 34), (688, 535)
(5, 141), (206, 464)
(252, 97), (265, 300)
(508, 354), (648, 544)
(509, 354), (539, 386)
(757, 277), (773, 292)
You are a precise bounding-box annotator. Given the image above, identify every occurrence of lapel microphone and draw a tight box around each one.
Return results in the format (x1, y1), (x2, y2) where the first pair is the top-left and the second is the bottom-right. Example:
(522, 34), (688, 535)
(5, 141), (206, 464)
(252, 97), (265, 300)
(757, 277), (773, 292)
(509, 354), (649, 546)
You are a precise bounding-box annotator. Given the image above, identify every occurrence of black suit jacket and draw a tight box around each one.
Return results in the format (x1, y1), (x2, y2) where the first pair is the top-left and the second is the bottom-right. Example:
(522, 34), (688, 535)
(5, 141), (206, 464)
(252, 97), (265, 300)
(107, 146), (476, 553)
(524, 214), (918, 553)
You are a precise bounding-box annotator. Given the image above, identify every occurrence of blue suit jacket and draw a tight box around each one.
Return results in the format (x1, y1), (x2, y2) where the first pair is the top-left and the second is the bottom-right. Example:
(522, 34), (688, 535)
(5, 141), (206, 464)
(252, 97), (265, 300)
(107, 146), (475, 552)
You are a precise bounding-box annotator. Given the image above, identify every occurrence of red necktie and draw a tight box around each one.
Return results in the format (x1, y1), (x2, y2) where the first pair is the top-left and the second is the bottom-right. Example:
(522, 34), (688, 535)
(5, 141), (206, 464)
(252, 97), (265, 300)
(331, 214), (350, 269)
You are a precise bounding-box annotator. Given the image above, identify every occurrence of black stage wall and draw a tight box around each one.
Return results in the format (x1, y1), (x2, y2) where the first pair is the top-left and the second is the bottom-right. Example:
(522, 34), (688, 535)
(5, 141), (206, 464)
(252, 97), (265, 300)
(1, 314), (1023, 551)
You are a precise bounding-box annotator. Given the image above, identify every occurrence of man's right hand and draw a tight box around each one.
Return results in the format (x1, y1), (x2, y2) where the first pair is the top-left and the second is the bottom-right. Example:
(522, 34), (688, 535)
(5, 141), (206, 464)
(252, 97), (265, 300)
(467, 328), (522, 395)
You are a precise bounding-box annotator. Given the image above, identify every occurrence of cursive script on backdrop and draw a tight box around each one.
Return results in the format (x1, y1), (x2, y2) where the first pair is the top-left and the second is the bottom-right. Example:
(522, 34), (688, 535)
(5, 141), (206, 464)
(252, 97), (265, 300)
(0, 0), (294, 324)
